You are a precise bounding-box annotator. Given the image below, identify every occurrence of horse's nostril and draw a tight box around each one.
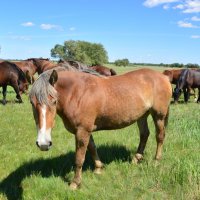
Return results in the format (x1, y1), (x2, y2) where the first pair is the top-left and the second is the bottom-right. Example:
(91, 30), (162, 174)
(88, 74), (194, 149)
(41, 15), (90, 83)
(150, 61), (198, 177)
(49, 141), (52, 146)
(36, 141), (39, 148)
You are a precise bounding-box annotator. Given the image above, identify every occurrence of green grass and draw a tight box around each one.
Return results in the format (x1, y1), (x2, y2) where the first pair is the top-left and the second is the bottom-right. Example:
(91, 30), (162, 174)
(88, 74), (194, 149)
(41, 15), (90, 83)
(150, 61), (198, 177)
(0, 65), (200, 200)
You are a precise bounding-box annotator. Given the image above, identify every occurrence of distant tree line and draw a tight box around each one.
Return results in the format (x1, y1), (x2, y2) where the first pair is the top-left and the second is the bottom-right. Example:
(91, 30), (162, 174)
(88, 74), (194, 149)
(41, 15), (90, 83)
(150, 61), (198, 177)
(169, 63), (200, 68)
(50, 40), (200, 68)
(114, 59), (129, 66)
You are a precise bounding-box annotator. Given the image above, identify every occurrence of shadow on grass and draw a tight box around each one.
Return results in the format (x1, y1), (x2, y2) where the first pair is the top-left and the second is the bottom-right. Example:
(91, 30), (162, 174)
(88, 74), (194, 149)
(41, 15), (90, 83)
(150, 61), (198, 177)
(0, 144), (132, 200)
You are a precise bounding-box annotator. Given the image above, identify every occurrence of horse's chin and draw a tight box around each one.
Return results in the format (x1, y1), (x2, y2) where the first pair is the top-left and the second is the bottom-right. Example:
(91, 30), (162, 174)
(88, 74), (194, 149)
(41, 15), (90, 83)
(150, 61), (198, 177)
(39, 145), (51, 151)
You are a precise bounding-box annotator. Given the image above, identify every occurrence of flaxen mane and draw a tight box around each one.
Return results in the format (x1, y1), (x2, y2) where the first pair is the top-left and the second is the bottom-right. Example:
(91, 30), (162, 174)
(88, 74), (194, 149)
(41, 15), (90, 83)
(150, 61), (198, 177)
(29, 67), (65, 107)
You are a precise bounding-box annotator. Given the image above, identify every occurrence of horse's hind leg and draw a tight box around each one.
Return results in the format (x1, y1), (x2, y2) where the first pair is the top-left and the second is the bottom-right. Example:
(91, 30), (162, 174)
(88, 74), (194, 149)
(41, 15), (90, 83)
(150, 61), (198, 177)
(152, 110), (168, 160)
(13, 84), (23, 103)
(133, 114), (150, 164)
(2, 85), (7, 105)
(87, 135), (104, 174)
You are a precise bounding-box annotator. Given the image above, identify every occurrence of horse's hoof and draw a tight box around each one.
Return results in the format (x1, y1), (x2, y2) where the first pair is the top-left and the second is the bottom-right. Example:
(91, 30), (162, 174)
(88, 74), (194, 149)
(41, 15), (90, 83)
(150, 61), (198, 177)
(69, 182), (79, 190)
(155, 155), (162, 161)
(94, 168), (103, 175)
(2, 101), (6, 105)
(132, 153), (143, 164)
(132, 156), (139, 164)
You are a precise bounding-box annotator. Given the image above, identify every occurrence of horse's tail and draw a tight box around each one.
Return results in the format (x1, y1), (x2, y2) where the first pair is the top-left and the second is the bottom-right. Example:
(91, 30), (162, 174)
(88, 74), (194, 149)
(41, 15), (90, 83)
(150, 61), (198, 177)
(110, 68), (117, 75)
(177, 69), (190, 89)
(164, 107), (170, 127)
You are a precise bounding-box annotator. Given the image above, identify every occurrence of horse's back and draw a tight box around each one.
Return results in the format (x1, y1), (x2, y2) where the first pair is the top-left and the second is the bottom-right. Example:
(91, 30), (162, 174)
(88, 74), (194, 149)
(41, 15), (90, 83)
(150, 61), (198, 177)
(0, 61), (18, 85)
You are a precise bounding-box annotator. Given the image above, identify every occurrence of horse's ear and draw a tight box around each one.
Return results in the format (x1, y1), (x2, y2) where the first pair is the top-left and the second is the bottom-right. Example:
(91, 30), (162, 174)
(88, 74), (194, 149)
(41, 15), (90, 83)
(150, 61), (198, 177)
(26, 70), (32, 84)
(49, 70), (58, 86)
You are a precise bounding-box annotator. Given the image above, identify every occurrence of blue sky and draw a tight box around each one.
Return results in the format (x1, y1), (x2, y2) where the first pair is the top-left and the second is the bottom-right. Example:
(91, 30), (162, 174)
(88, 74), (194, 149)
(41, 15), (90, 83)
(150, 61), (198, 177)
(1, 0), (200, 64)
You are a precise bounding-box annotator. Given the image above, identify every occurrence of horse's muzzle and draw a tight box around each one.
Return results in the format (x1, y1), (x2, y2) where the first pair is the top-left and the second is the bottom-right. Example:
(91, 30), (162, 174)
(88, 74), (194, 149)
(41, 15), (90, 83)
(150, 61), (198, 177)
(36, 141), (52, 151)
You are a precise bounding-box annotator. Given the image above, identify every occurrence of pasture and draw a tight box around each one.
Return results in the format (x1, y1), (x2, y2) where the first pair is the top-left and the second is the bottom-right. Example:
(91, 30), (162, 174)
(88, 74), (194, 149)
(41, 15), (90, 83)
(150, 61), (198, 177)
(0, 65), (200, 200)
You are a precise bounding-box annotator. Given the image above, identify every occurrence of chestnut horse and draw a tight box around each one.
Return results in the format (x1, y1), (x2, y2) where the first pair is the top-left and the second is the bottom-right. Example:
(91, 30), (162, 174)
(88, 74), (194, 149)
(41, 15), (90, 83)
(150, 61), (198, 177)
(0, 61), (30, 104)
(29, 68), (172, 189)
(163, 69), (183, 84)
(13, 60), (38, 84)
(27, 58), (56, 75)
(89, 65), (117, 76)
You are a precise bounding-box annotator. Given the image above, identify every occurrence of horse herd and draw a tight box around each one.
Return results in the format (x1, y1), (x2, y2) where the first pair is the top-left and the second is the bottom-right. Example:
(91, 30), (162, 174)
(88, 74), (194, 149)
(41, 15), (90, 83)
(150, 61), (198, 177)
(0, 58), (116, 105)
(0, 59), (199, 189)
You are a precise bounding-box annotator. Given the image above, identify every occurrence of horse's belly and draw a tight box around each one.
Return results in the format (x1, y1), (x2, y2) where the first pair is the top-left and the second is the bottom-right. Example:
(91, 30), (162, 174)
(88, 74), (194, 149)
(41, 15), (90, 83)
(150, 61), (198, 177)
(95, 106), (149, 130)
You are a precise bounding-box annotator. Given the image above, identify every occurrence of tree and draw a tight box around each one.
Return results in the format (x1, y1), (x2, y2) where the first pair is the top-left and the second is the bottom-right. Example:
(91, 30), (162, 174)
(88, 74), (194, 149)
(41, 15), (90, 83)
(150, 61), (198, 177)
(51, 40), (108, 66)
(114, 58), (129, 67)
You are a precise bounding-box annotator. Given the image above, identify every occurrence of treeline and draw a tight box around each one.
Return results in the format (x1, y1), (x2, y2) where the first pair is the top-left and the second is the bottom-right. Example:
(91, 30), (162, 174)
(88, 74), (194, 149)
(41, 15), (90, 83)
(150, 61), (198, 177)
(111, 62), (200, 68)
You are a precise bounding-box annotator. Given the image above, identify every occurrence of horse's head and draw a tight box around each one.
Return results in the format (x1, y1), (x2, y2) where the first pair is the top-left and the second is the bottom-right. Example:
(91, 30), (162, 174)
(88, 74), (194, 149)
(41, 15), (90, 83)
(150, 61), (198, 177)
(29, 70), (58, 151)
(18, 70), (32, 94)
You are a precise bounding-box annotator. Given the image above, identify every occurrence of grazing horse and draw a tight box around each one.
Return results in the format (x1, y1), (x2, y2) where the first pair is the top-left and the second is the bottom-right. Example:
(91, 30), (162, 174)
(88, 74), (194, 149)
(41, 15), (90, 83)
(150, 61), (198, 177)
(89, 65), (117, 76)
(163, 69), (197, 102)
(13, 59), (38, 84)
(174, 69), (200, 103)
(0, 61), (30, 104)
(29, 68), (172, 189)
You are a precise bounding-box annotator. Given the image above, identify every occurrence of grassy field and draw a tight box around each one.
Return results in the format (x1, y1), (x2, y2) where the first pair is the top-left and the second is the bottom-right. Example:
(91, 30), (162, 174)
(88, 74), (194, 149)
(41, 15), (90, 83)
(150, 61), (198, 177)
(0, 65), (200, 200)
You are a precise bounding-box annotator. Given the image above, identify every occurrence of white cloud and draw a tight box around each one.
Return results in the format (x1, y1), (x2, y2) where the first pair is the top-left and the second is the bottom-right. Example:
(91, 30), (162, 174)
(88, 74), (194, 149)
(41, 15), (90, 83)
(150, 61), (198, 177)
(69, 27), (76, 31)
(191, 16), (200, 21)
(143, 0), (179, 8)
(183, 0), (200, 13)
(144, 0), (200, 13)
(177, 20), (199, 28)
(21, 22), (35, 27)
(40, 24), (63, 31)
(191, 35), (200, 38)
(173, 4), (185, 9)
(163, 4), (170, 9)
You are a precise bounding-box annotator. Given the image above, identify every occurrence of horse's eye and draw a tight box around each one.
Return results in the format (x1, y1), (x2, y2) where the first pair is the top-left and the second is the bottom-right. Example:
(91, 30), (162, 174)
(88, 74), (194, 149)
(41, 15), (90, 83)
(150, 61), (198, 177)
(51, 99), (57, 105)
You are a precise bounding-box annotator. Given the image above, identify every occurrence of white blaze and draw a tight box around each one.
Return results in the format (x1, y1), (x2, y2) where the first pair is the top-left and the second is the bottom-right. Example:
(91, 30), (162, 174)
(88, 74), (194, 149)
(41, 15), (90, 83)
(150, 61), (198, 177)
(36, 105), (52, 146)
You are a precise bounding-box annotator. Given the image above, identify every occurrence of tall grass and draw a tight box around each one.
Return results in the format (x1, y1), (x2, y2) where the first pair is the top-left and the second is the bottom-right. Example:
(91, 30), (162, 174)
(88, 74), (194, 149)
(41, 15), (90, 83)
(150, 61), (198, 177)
(0, 65), (199, 200)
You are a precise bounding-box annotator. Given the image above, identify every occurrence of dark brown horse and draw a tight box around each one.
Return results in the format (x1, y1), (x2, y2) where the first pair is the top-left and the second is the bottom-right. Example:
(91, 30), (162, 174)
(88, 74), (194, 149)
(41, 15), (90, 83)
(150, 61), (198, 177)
(174, 69), (200, 103)
(163, 69), (197, 102)
(13, 60), (38, 84)
(0, 61), (30, 104)
(29, 68), (172, 189)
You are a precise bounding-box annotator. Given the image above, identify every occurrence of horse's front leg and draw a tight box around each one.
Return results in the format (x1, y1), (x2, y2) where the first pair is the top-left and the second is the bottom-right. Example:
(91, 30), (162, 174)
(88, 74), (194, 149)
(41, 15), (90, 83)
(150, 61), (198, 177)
(70, 128), (90, 190)
(183, 87), (190, 103)
(87, 135), (104, 174)
(2, 85), (7, 105)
